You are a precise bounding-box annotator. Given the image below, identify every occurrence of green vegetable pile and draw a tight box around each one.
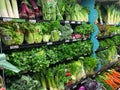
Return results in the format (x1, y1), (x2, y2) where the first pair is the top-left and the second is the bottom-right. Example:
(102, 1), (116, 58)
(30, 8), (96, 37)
(58, 24), (73, 40)
(5, 40), (93, 75)
(83, 56), (98, 74)
(0, 21), (61, 45)
(0, 21), (94, 45)
(97, 46), (118, 66)
(64, 0), (89, 21)
(8, 75), (41, 90)
(97, 25), (120, 36)
(96, 3), (120, 25)
(74, 22), (94, 35)
(99, 36), (120, 48)
(37, 0), (89, 21)
(0, 22), (24, 45)
(38, 0), (63, 20)
(7, 57), (98, 90)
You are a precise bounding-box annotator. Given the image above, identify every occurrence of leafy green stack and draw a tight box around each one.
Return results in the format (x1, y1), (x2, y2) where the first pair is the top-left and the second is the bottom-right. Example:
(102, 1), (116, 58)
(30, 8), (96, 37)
(7, 56), (98, 90)
(0, 21), (94, 45)
(38, 0), (63, 20)
(5, 40), (93, 75)
(64, 0), (89, 21)
(97, 46), (118, 66)
(97, 25), (120, 37)
(96, 4), (120, 25)
(0, 22), (24, 45)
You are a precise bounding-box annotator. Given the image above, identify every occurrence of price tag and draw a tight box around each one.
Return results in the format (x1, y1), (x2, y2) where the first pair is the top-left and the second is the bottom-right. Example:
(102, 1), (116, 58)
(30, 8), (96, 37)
(67, 57), (73, 60)
(47, 42), (53, 45)
(13, 18), (25, 22)
(83, 38), (87, 40)
(65, 21), (69, 23)
(29, 19), (36, 23)
(3, 18), (12, 22)
(84, 54), (87, 56)
(72, 39), (77, 41)
(111, 56), (115, 59)
(73, 85), (77, 89)
(77, 21), (81, 24)
(10, 45), (19, 49)
(71, 21), (75, 24)
(98, 72), (101, 75)
(4, 36), (12, 40)
(81, 80), (87, 84)
(65, 40), (70, 42)
(92, 75), (96, 78)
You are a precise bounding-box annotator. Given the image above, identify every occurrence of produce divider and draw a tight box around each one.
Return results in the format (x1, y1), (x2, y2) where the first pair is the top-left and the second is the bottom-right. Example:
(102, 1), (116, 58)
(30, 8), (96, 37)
(0, 17), (83, 24)
(97, 34), (120, 40)
(2, 38), (89, 51)
(65, 58), (120, 90)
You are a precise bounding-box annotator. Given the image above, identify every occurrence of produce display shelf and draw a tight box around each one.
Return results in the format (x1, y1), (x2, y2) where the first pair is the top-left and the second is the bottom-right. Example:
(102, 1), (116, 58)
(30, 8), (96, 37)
(65, 58), (120, 90)
(97, 34), (120, 40)
(95, 47), (109, 52)
(0, 17), (82, 24)
(96, 0), (118, 2)
(2, 38), (89, 51)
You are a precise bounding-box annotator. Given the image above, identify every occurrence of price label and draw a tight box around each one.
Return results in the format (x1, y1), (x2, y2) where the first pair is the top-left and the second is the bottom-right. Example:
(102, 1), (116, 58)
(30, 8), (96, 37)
(92, 75), (96, 78)
(13, 18), (25, 22)
(98, 72), (101, 75)
(65, 21), (69, 23)
(73, 85), (77, 89)
(10, 45), (19, 49)
(77, 21), (81, 24)
(67, 57), (73, 60)
(72, 39), (77, 41)
(65, 40), (70, 42)
(111, 56), (115, 59)
(71, 21), (75, 24)
(3, 18), (12, 22)
(83, 38), (87, 40)
(81, 80), (87, 84)
(29, 19), (36, 23)
(84, 54), (87, 56)
(4, 36), (12, 40)
(47, 42), (53, 45)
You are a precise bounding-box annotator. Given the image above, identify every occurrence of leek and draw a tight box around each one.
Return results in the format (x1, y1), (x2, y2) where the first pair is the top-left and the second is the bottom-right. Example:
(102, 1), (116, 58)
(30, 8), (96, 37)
(11, 0), (19, 18)
(0, 0), (9, 17)
(5, 0), (14, 18)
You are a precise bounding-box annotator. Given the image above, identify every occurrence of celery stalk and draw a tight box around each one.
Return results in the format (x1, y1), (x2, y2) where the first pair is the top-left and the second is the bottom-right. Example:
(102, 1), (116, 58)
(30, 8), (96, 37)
(5, 0), (14, 18)
(11, 0), (19, 18)
(0, 0), (9, 17)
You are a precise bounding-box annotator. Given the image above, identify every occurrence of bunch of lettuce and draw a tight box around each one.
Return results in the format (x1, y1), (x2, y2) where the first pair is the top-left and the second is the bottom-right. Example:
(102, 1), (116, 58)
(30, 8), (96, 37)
(59, 24), (73, 40)
(64, 0), (89, 21)
(0, 22), (24, 45)
(49, 21), (61, 42)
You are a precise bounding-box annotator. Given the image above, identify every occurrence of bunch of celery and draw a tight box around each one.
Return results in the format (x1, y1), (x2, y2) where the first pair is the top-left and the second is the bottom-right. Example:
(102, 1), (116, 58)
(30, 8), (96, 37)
(0, 0), (19, 18)
(38, 0), (63, 20)
(96, 4), (120, 25)
(33, 60), (86, 90)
